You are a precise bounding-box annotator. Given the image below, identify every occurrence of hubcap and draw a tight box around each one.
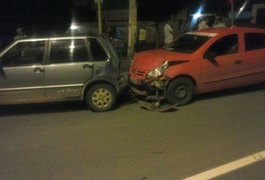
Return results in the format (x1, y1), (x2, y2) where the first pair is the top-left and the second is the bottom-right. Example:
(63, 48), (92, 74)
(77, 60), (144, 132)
(175, 85), (188, 99)
(92, 88), (112, 108)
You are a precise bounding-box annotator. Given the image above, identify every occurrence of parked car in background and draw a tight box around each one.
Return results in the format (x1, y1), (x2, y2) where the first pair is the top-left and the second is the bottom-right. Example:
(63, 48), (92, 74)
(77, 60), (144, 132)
(0, 34), (125, 112)
(128, 27), (265, 105)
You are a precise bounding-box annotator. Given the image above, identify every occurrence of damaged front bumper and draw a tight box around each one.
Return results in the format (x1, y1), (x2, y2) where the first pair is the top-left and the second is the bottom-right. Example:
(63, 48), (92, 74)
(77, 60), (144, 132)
(128, 75), (170, 101)
(129, 75), (180, 111)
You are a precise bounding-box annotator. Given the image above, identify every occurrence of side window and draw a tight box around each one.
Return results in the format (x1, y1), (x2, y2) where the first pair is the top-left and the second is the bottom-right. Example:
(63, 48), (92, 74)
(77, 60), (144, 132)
(0, 41), (45, 67)
(49, 39), (89, 64)
(89, 38), (108, 61)
(245, 33), (265, 51)
(205, 34), (238, 57)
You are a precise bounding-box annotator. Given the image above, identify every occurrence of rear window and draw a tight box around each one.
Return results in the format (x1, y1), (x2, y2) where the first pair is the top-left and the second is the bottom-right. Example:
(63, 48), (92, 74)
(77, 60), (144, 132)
(89, 38), (108, 61)
(245, 33), (265, 51)
(163, 33), (213, 54)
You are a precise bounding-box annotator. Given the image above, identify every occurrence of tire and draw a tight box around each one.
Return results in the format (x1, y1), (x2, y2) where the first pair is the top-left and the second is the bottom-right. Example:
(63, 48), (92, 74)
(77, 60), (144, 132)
(86, 84), (116, 112)
(166, 77), (194, 106)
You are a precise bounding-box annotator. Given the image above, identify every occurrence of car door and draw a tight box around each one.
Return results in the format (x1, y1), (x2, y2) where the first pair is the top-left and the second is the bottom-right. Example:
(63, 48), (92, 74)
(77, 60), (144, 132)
(241, 32), (265, 84)
(44, 38), (93, 100)
(200, 33), (245, 91)
(0, 40), (46, 103)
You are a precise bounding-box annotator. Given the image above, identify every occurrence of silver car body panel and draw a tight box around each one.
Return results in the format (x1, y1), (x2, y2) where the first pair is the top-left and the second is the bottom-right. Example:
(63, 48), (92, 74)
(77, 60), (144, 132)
(0, 34), (121, 105)
(44, 62), (93, 100)
(0, 65), (45, 103)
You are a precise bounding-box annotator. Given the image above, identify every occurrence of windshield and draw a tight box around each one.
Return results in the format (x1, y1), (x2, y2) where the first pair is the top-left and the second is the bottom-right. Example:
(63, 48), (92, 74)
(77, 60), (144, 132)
(163, 33), (214, 54)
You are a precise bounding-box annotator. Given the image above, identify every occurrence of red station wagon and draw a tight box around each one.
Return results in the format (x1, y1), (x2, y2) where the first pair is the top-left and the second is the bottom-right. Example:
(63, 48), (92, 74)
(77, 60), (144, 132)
(128, 27), (265, 106)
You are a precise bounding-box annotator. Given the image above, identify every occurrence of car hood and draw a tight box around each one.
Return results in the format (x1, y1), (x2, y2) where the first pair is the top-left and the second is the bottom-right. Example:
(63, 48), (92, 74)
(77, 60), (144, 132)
(132, 49), (191, 71)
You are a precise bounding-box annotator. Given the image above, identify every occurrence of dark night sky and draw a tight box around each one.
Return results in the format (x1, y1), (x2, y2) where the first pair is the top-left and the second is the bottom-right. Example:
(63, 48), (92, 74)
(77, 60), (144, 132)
(0, 0), (264, 36)
(0, 0), (73, 22)
(0, 0), (73, 36)
(1, 0), (264, 22)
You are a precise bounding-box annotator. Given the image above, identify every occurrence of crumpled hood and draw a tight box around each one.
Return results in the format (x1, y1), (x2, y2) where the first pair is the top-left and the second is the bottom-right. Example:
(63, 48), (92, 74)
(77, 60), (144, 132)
(132, 49), (191, 71)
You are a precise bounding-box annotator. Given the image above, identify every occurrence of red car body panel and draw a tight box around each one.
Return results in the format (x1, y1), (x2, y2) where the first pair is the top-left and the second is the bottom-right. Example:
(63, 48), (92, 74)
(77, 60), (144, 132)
(129, 27), (265, 99)
(132, 49), (191, 80)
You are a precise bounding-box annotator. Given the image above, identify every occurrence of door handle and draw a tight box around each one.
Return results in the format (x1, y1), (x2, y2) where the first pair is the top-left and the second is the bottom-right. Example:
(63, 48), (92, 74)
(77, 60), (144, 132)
(33, 67), (45, 73)
(83, 63), (94, 69)
(235, 60), (242, 65)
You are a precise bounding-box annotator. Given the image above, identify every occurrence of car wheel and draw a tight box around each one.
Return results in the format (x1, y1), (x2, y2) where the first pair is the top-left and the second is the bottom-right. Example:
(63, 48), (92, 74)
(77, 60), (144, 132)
(86, 84), (116, 112)
(166, 77), (194, 105)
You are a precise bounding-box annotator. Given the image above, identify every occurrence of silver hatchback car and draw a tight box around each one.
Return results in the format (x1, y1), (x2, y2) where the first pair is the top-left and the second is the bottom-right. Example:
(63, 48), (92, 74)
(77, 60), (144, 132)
(0, 34), (124, 112)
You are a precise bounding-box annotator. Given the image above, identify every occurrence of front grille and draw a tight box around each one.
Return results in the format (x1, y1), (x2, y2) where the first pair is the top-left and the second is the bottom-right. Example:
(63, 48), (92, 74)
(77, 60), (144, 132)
(131, 68), (145, 76)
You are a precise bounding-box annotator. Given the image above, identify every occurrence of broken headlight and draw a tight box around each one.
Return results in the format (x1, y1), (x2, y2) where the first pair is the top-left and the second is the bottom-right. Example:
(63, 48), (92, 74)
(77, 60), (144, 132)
(146, 61), (169, 79)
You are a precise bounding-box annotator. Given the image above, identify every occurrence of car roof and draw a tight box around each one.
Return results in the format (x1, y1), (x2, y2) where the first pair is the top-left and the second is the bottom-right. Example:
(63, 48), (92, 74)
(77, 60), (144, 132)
(16, 33), (102, 42)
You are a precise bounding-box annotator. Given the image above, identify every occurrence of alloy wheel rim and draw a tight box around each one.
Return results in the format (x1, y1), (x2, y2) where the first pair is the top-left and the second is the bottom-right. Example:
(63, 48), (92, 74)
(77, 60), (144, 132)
(175, 85), (188, 99)
(92, 88), (112, 108)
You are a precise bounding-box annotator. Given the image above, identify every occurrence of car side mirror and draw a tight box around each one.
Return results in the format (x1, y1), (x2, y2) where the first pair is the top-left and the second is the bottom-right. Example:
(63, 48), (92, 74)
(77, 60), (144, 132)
(204, 51), (220, 66)
(204, 51), (217, 60)
(0, 62), (7, 79)
(205, 51), (218, 62)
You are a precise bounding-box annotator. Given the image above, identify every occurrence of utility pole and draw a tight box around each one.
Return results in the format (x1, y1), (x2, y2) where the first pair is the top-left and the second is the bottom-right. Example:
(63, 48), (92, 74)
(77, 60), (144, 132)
(127, 0), (137, 57)
(95, 0), (103, 34)
(230, 0), (234, 27)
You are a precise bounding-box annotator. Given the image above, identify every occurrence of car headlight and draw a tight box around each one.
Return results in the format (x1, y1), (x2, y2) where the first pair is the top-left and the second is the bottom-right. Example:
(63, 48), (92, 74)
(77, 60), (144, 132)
(130, 57), (135, 66)
(146, 61), (169, 79)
